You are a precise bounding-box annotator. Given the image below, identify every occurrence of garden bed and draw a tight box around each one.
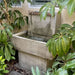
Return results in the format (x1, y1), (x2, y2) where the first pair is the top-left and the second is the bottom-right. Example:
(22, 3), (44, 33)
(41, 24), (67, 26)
(5, 59), (32, 75)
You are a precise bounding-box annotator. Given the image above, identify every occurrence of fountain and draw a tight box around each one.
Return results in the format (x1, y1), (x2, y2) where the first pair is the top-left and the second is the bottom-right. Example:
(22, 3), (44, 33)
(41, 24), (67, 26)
(12, 12), (61, 72)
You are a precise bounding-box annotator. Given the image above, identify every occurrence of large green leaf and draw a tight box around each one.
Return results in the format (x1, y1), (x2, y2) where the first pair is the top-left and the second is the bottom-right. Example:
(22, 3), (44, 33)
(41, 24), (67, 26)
(64, 59), (75, 69)
(5, 46), (11, 61)
(6, 29), (12, 37)
(50, 5), (55, 17)
(56, 68), (68, 75)
(73, 73), (75, 75)
(52, 62), (60, 68)
(31, 67), (36, 75)
(40, 3), (50, 20)
(8, 44), (15, 55)
(61, 24), (72, 29)
(66, 53), (75, 61)
(36, 67), (40, 75)
(2, 30), (7, 42)
(0, 47), (4, 56)
(67, 0), (75, 15)
(61, 36), (70, 54)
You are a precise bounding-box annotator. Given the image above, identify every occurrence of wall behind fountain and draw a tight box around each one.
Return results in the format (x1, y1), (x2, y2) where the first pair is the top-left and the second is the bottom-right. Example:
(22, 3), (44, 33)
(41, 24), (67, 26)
(61, 9), (75, 25)
(12, 0), (75, 34)
(12, 0), (61, 35)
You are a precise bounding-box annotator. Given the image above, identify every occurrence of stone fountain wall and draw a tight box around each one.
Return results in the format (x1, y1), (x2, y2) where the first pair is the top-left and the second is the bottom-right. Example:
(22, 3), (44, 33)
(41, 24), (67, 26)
(28, 12), (61, 40)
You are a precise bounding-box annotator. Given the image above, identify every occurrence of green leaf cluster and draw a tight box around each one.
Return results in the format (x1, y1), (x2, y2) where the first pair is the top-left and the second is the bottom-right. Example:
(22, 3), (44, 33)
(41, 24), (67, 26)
(31, 52), (75, 75)
(40, 0), (75, 20)
(0, 56), (9, 75)
(9, 10), (28, 29)
(0, 0), (25, 7)
(0, 0), (30, 61)
(47, 21), (75, 58)
(0, 9), (28, 29)
(0, 23), (15, 61)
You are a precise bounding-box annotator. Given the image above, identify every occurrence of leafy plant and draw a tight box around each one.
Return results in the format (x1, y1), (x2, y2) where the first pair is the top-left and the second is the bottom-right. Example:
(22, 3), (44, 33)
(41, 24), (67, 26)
(38, 0), (75, 75)
(31, 52), (75, 75)
(45, 20), (75, 75)
(0, 56), (9, 75)
(40, 0), (75, 20)
(31, 67), (41, 75)
(0, 0), (29, 61)
(0, 23), (15, 61)
(31, 67), (54, 75)
(47, 22), (75, 57)
(0, 3), (28, 29)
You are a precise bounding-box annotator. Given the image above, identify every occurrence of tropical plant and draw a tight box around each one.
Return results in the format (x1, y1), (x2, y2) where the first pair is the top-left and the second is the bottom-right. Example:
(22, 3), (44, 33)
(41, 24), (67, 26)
(40, 0), (75, 20)
(0, 0), (30, 61)
(0, 0), (29, 29)
(36, 0), (75, 75)
(0, 23), (15, 61)
(0, 56), (9, 75)
(47, 21), (75, 57)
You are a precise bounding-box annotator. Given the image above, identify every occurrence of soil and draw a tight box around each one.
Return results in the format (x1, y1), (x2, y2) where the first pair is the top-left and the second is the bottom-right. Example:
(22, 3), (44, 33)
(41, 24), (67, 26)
(5, 51), (32, 75)
(5, 59), (32, 75)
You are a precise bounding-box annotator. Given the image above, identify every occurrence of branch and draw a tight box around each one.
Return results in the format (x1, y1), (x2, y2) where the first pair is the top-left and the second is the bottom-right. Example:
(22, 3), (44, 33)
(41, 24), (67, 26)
(0, 6), (6, 14)
(3, 0), (11, 24)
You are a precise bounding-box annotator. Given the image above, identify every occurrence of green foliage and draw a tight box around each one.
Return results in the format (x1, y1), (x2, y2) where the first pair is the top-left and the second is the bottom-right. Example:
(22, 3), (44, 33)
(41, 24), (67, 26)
(0, 9), (28, 29)
(31, 67), (53, 75)
(0, 0), (25, 7)
(0, 0), (30, 61)
(0, 23), (15, 61)
(31, 52), (75, 75)
(39, 1), (75, 74)
(40, 0), (75, 20)
(0, 56), (9, 75)
(0, 0), (29, 29)
(9, 10), (28, 29)
(47, 22), (75, 58)
(45, 22), (75, 75)
(31, 67), (41, 75)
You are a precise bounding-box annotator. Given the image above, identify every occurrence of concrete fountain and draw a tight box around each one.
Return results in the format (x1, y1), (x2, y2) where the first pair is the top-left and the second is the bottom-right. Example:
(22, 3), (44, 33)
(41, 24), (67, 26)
(11, 12), (61, 72)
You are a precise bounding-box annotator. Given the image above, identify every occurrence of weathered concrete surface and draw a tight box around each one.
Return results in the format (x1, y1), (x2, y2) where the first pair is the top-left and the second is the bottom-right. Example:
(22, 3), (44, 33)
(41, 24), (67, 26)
(28, 15), (52, 37)
(12, 31), (53, 72)
(12, 32), (53, 60)
(61, 9), (75, 25)
(28, 12), (60, 39)
(19, 52), (53, 72)
(9, 71), (22, 75)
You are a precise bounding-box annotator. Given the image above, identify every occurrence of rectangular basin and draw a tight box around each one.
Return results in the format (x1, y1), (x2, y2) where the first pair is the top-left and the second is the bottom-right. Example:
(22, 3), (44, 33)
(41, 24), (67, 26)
(11, 31), (53, 72)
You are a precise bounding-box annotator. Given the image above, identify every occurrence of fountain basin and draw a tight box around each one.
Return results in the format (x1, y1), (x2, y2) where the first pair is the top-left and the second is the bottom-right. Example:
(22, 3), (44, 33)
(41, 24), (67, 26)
(12, 31), (53, 72)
